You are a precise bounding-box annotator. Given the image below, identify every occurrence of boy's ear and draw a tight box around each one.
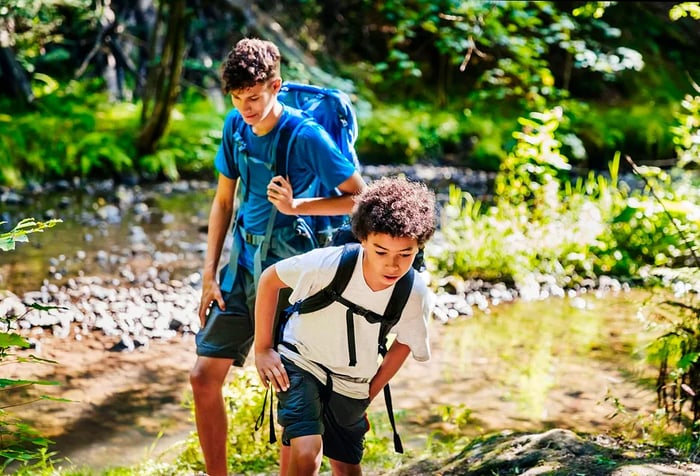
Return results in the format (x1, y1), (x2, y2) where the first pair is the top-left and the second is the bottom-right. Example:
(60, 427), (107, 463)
(271, 77), (282, 93)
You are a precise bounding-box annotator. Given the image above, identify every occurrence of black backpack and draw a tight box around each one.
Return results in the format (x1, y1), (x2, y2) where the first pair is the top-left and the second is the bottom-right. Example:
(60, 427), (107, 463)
(257, 242), (415, 453)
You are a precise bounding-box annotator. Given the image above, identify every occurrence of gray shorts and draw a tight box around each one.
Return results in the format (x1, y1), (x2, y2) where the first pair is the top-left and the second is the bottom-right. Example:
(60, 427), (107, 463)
(277, 357), (370, 465)
(195, 265), (291, 366)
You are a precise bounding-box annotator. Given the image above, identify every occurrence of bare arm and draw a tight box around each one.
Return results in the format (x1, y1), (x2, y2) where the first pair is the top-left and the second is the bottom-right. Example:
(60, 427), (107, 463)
(368, 340), (411, 401)
(254, 265), (290, 392)
(198, 174), (237, 324)
(267, 171), (366, 216)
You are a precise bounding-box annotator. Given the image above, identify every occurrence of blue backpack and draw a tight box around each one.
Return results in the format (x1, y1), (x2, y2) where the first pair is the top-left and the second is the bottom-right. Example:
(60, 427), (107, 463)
(277, 82), (359, 168)
(274, 82), (361, 240)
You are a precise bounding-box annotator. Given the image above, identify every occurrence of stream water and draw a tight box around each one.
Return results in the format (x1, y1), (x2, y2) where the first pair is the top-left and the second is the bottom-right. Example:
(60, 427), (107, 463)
(0, 180), (215, 295)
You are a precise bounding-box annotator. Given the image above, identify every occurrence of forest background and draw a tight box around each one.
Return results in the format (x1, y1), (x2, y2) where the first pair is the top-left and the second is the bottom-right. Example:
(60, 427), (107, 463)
(4, 1), (700, 475)
(1, 0), (700, 186)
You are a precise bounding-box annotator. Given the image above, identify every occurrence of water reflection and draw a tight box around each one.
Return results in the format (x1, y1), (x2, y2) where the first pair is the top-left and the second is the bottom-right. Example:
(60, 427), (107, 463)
(1, 180), (215, 295)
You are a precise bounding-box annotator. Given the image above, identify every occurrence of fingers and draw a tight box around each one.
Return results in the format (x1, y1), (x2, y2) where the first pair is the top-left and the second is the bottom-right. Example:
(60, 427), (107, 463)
(266, 176), (295, 214)
(269, 175), (288, 187)
(258, 365), (289, 392)
(256, 349), (290, 391)
(197, 298), (210, 324)
(267, 176), (291, 196)
(215, 294), (226, 312)
(198, 289), (225, 325)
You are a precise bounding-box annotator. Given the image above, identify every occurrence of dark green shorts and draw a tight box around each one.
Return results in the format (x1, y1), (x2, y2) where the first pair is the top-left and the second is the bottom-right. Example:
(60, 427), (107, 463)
(277, 357), (370, 465)
(195, 266), (292, 366)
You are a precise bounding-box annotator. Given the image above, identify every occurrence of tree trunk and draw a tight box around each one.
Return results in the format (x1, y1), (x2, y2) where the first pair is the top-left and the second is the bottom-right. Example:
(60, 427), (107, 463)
(136, 0), (188, 158)
(0, 17), (34, 104)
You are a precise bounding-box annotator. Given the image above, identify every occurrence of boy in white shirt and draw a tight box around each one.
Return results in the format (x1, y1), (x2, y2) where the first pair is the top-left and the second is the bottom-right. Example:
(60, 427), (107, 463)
(254, 176), (437, 476)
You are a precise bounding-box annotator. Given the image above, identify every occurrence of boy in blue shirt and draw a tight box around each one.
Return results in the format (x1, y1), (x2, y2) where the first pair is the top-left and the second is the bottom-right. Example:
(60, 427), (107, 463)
(255, 176), (437, 475)
(190, 38), (365, 476)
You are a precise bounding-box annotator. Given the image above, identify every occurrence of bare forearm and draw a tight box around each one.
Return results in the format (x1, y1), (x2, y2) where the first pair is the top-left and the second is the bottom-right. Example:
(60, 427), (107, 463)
(291, 193), (357, 216)
(291, 171), (365, 215)
(254, 267), (287, 351)
(202, 175), (237, 280)
(202, 200), (233, 279)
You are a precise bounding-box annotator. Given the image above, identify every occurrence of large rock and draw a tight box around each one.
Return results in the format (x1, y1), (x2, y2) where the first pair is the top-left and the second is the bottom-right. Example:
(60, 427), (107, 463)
(385, 428), (700, 475)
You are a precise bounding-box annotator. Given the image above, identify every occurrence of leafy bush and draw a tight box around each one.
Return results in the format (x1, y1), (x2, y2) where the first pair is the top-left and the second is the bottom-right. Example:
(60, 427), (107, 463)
(430, 106), (700, 288)
(672, 92), (700, 169)
(1, 218), (63, 471)
(356, 102), (507, 169)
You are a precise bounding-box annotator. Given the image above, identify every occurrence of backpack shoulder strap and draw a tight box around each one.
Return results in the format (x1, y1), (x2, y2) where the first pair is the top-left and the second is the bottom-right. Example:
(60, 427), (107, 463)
(377, 265), (414, 456)
(255, 111), (315, 286)
(298, 243), (360, 314)
(273, 110), (310, 178)
(274, 243), (358, 348)
(378, 267), (415, 355)
(298, 242), (415, 323)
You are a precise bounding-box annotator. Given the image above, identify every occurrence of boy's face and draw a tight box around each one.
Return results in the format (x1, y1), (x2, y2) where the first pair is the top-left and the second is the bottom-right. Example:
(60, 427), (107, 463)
(230, 78), (281, 128)
(361, 232), (419, 292)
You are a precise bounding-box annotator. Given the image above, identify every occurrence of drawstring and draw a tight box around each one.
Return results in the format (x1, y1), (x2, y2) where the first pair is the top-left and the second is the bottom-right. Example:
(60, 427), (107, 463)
(255, 385), (277, 444)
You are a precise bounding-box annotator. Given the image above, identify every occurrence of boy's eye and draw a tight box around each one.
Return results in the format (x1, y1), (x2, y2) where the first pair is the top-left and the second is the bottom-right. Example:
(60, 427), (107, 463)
(401, 253), (413, 258)
(376, 251), (387, 256)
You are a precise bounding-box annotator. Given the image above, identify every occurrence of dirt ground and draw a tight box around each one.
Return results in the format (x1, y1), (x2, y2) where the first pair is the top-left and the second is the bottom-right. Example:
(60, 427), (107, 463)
(5, 315), (661, 472)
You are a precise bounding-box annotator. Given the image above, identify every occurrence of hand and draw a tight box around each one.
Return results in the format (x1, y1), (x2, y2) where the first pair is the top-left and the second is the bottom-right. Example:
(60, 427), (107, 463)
(255, 348), (290, 392)
(198, 275), (225, 325)
(267, 175), (295, 215)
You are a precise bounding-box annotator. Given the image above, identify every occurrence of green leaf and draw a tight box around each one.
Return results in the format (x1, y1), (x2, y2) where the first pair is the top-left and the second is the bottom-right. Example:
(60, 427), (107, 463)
(16, 354), (59, 365)
(0, 333), (30, 349)
(26, 302), (67, 312)
(0, 378), (60, 389)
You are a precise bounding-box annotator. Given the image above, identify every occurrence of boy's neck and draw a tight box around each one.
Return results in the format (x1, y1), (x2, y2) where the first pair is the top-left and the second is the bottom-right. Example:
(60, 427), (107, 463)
(251, 101), (283, 136)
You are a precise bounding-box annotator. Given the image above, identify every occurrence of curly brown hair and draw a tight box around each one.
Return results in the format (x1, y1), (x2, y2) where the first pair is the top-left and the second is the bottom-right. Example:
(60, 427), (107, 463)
(220, 38), (281, 93)
(351, 176), (437, 247)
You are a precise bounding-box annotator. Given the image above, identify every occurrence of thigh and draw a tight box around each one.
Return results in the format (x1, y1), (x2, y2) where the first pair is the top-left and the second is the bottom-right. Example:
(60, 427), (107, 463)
(322, 391), (370, 465)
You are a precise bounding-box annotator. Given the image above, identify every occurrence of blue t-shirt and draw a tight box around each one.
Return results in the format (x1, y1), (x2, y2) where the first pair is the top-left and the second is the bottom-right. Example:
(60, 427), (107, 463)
(214, 106), (357, 270)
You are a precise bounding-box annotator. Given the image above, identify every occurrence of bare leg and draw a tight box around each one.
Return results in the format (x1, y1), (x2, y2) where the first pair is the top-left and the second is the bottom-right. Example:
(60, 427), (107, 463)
(329, 458), (362, 476)
(285, 434), (323, 476)
(190, 355), (234, 476)
(279, 440), (291, 475)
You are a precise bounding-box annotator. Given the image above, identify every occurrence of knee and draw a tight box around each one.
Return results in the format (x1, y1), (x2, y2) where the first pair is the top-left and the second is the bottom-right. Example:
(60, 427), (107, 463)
(292, 444), (322, 472)
(189, 363), (218, 394)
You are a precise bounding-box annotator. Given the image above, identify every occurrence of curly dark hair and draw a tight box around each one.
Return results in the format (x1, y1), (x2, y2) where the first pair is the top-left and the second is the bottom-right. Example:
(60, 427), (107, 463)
(220, 38), (281, 93)
(351, 176), (437, 247)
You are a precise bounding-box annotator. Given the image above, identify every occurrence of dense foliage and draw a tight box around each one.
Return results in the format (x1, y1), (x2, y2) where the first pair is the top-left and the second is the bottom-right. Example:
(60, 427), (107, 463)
(0, 1), (699, 186)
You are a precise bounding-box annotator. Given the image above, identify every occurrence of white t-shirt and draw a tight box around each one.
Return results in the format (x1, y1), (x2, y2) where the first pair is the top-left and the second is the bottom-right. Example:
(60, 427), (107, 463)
(275, 245), (433, 399)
